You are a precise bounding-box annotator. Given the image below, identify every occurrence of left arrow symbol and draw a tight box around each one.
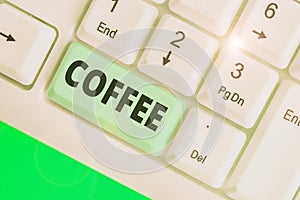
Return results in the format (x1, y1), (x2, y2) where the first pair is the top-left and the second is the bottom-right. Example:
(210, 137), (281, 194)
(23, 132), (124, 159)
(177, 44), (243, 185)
(0, 32), (16, 42)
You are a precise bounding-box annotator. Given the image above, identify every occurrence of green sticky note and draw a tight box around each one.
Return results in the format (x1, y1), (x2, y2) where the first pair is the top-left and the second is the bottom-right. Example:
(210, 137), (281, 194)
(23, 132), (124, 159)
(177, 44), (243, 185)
(0, 121), (149, 200)
(47, 42), (186, 155)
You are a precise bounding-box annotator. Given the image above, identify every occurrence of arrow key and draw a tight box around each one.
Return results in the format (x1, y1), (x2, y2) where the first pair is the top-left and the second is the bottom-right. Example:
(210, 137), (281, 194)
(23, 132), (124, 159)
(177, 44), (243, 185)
(138, 15), (219, 96)
(230, 0), (300, 69)
(251, 30), (266, 39)
(162, 51), (172, 66)
(0, 4), (56, 85)
(0, 32), (16, 42)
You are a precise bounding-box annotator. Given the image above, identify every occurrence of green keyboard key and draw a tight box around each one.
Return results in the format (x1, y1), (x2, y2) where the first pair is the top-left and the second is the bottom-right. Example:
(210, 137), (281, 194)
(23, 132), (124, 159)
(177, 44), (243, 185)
(0, 121), (149, 200)
(48, 42), (186, 155)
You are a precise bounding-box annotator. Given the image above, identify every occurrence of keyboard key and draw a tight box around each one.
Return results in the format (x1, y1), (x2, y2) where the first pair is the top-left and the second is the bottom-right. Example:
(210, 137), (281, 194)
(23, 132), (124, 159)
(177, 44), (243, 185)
(0, 4), (56, 85)
(151, 0), (165, 4)
(166, 108), (246, 188)
(225, 80), (300, 200)
(231, 0), (300, 69)
(138, 15), (219, 96)
(197, 48), (279, 128)
(77, 0), (158, 64)
(48, 43), (186, 155)
(169, 0), (244, 36)
(289, 49), (300, 81)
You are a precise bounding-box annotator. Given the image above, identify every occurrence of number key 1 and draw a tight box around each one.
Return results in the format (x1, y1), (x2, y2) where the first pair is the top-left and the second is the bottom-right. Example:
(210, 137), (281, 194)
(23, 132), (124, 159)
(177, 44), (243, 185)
(77, 0), (158, 64)
(110, 0), (119, 12)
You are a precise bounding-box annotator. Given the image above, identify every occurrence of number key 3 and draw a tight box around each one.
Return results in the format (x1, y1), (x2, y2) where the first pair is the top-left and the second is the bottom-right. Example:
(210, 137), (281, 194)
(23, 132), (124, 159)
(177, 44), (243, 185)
(197, 48), (279, 128)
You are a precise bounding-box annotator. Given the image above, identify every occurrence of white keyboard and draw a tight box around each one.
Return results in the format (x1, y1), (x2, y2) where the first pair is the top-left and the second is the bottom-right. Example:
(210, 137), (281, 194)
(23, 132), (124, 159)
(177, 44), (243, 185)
(0, 0), (299, 199)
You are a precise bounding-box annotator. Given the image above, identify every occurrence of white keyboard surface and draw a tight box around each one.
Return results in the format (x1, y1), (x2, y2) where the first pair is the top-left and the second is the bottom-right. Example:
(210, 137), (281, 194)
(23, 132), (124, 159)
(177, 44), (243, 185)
(226, 80), (300, 200)
(1, 0), (299, 199)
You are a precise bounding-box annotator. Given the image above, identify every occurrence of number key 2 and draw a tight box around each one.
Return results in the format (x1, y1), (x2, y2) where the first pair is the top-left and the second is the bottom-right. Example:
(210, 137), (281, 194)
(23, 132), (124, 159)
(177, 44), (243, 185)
(138, 15), (219, 96)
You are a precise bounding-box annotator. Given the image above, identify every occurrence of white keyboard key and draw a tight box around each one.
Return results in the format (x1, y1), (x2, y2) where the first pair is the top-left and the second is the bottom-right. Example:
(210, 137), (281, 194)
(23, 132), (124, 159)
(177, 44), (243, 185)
(0, 4), (56, 85)
(77, 0), (158, 64)
(166, 108), (246, 188)
(289, 49), (300, 81)
(138, 15), (219, 96)
(225, 80), (300, 200)
(169, 0), (244, 36)
(151, 0), (165, 4)
(231, 0), (300, 69)
(198, 48), (279, 128)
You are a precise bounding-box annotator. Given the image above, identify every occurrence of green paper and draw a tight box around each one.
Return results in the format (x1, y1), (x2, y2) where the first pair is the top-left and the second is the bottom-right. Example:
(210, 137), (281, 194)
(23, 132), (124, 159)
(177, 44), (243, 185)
(0, 121), (149, 200)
